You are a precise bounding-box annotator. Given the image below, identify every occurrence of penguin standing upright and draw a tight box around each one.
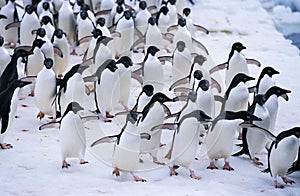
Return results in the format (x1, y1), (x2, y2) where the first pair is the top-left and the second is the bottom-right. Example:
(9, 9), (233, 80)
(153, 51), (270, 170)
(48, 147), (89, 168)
(38, 1), (54, 25)
(34, 58), (57, 120)
(156, 5), (170, 34)
(205, 111), (261, 170)
(0, 79), (31, 149)
(0, 35), (11, 76)
(36, 27), (54, 60)
(60, 102), (88, 168)
(252, 66), (280, 95)
(134, 1), (151, 36)
(145, 16), (164, 51)
(91, 111), (149, 182)
(40, 16), (55, 41)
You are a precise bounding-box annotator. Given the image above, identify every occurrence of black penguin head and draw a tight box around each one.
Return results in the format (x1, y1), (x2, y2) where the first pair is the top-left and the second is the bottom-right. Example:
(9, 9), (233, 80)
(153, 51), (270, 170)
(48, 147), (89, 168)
(160, 6), (169, 15)
(80, 3), (90, 12)
(139, 1), (147, 10)
(178, 17), (186, 27)
(148, 16), (156, 25)
(197, 79), (210, 92)
(36, 28), (46, 38)
(123, 10), (132, 20)
(225, 111), (262, 122)
(41, 16), (52, 25)
(44, 58), (53, 69)
(25, 4), (34, 14)
(193, 70), (203, 81)
(183, 8), (191, 16)
(193, 55), (207, 66)
(151, 92), (174, 104)
(117, 56), (133, 68)
(0, 35), (4, 46)
(169, 0), (176, 5)
(116, 5), (124, 14)
(77, 0), (84, 6)
(80, 10), (88, 20)
(265, 86), (291, 101)
(66, 102), (84, 114)
(107, 60), (118, 72)
(188, 91), (197, 102)
(32, 38), (46, 49)
(92, 28), (102, 38)
(53, 29), (65, 39)
(42, 2), (50, 10)
(197, 110), (212, 122)
(262, 66), (280, 77)
(255, 94), (267, 106)
(176, 41), (185, 52)
(96, 17), (106, 27)
(233, 73), (255, 84)
(116, 0), (124, 6)
(232, 42), (246, 53)
(142, 84), (154, 97)
(291, 128), (300, 138)
(147, 46), (160, 56)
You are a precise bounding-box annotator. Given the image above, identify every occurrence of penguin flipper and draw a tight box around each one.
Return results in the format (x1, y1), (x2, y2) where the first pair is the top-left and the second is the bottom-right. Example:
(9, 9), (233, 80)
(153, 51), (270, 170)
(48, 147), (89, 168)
(90, 135), (118, 147)
(80, 115), (100, 122)
(53, 46), (63, 58)
(130, 37), (145, 51)
(167, 25), (178, 32)
(94, 9), (112, 17)
(134, 28), (143, 38)
(246, 58), (261, 67)
(193, 24), (209, 34)
(78, 35), (93, 46)
(192, 38), (209, 55)
(39, 121), (60, 130)
(131, 72), (143, 84)
(162, 32), (174, 43)
(174, 87), (190, 94)
(147, 5), (157, 13)
(209, 63), (227, 74)
(239, 123), (276, 142)
(169, 77), (189, 91)
(83, 75), (98, 83)
(111, 31), (121, 38)
(5, 21), (20, 30)
(0, 14), (7, 19)
(140, 133), (151, 140)
(150, 123), (178, 132)
(158, 55), (173, 63)
(210, 77), (222, 93)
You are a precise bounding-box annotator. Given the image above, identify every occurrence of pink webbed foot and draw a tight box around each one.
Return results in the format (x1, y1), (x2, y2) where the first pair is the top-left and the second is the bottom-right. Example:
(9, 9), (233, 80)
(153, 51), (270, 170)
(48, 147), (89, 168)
(282, 177), (295, 185)
(253, 158), (263, 166)
(37, 111), (45, 120)
(112, 168), (120, 176)
(0, 143), (13, 149)
(170, 167), (178, 176)
(189, 170), (201, 180)
(223, 162), (234, 171)
(207, 162), (218, 170)
(106, 112), (114, 118)
(274, 180), (284, 189)
(80, 159), (88, 165)
(62, 160), (71, 169)
(133, 175), (146, 182)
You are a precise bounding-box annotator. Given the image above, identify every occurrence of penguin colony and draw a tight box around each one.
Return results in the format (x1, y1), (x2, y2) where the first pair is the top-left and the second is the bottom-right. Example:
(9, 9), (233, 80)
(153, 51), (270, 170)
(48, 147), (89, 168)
(0, 0), (299, 189)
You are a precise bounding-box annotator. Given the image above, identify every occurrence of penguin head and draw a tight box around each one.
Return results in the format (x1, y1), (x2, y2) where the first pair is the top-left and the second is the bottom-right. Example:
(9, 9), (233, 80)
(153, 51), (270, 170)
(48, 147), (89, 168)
(116, 5), (124, 14)
(193, 55), (207, 66)
(80, 10), (88, 20)
(188, 91), (197, 102)
(32, 38), (46, 49)
(117, 56), (133, 68)
(151, 92), (174, 104)
(123, 10), (132, 20)
(44, 58), (53, 69)
(262, 66), (280, 77)
(291, 128), (300, 138)
(77, 0), (84, 6)
(0, 35), (4, 47)
(106, 60), (118, 72)
(193, 70), (203, 81)
(25, 4), (34, 14)
(147, 46), (160, 56)
(41, 16), (52, 25)
(197, 79), (210, 92)
(96, 17), (106, 27)
(178, 17), (186, 27)
(226, 111), (262, 122)
(233, 73), (255, 84)
(232, 42), (246, 53)
(139, 1), (147, 10)
(80, 3), (91, 12)
(42, 2), (50, 10)
(148, 16), (156, 26)
(116, 0), (124, 6)
(159, 6), (169, 15)
(142, 84), (154, 97)
(53, 29), (65, 39)
(255, 94), (267, 106)
(169, 0), (176, 5)
(265, 86), (291, 101)
(183, 8), (191, 17)
(65, 102), (84, 114)
(197, 110), (212, 122)
(36, 28), (46, 38)
(92, 28), (102, 39)
(176, 41), (186, 52)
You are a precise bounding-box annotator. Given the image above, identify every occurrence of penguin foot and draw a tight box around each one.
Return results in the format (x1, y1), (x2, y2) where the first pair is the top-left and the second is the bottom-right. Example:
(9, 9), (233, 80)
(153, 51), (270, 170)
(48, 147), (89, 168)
(170, 167), (178, 176)
(112, 168), (120, 176)
(106, 112), (114, 118)
(21, 104), (28, 107)
(0, 143), (13, 149)
(159, 143), (166, 147)
(275, 181), (284, 189)
(103, 118), (112, 123)
(70, 49), (78, 56)
(253, 158), (263, 166)
(57, 74), (63, 78)
(80, 160), (88, 165)
(153, 160), (165, 165)
(28, 92), (34, 97)
(62, 161), (71, 169)
(282, 177), (295, 185)
(133, 176), (146, 182)
(189, 170), (201, 180)
(223, 162), (234, 171)
(207, 162), (218, 170)
(37, 111), (45, 120)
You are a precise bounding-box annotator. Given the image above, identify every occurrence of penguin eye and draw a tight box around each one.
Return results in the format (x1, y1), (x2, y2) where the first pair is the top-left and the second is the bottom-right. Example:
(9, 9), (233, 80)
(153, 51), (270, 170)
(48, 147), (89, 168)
(246, 115), (251, 119)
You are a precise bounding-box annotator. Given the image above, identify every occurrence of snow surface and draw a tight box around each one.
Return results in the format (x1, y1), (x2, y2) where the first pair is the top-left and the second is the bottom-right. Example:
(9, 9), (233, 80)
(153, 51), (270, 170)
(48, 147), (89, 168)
(1, 0), (300, 195)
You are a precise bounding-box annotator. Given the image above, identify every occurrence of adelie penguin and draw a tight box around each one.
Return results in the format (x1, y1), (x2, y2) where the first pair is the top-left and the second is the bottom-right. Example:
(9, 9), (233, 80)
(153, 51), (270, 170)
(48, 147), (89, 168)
(91, 111), (150, 182)
(241, 124), (300, 188)
(0, 79), (32, 149)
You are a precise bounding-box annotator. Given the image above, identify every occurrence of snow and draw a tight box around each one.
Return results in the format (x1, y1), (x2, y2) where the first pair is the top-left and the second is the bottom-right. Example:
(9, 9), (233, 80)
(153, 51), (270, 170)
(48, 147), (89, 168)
(1, 0), (300, 195)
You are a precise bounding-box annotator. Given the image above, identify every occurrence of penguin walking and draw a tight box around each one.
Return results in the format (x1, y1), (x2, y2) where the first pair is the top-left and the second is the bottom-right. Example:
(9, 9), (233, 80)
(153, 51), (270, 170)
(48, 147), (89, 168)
(34, 58), (57, 120)
(243, 124), (300, 188)
(205, 111), (261, 170)
(60, 102), (88, 168)
(0, 79), (31, 149)
(91, 111), (149, 182)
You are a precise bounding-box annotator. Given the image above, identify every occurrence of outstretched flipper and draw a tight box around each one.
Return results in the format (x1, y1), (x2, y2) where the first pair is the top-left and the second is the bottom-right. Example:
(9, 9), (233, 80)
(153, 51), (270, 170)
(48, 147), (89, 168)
(246, 58), (261, 67)
(209, 62), (227, 74)
(192, 38), (209, 55)
(90, 135), (118, 147)
(169, 77), (189, 91)
(5, 21), (20, 30)
(194, 24), (209, 34)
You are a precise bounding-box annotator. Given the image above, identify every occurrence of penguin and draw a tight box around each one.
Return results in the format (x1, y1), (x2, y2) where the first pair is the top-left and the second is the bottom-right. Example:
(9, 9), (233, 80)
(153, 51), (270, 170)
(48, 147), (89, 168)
(144, 16), (164, 51)
(132, 84), (154, 113)
(38, 1), (54, 25)
(209, 42), (261, 87)
(139, 92), (178, 164)
(35, 27), (54, 60)
(0, 0), (19, 46)
(142, 46), (164, 92)
(95, 17), (111, 37)
(166, 0), (177, 27)
(0, 35), (11, 76)
(91, 111), (150, 182)
(116, 56), (134, 111)
(52, 28), (69, 78)
(34, 58), (57, 120)
(60, 102), (88, 168)
(56, 63), (89, 114)
(134, 1), (151, 36)
(98, 0), (116, 27)
(156, 5), (170, 34)
(40, 16), (55, 41)
(205, 111), (262, 170)
(37, 0), (55, 16)
(249, 66), (280, 95)
(19, 4), (41, 46)
(242, 124), (300, 188)
(182, 7), (209, 37)
(114, 10), (135, 58)
(0, 79), (32, 149)
(153, 109), (211, 179)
